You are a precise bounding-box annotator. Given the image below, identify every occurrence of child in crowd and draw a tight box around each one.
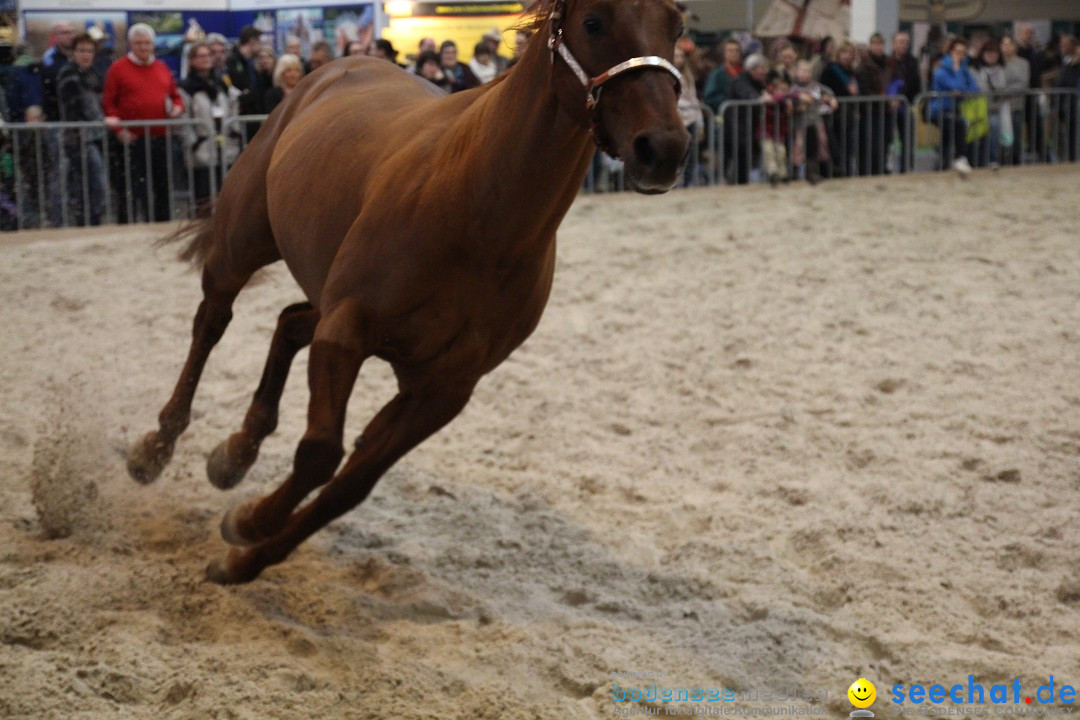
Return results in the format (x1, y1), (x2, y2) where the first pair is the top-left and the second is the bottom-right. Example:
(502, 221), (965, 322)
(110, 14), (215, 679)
(791, 59), (838, 183)
(761, 71), (795, 186)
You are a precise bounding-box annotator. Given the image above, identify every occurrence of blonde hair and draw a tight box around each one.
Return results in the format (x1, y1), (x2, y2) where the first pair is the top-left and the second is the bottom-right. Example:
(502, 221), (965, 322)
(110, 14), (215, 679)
(836, 40), (857, 56)
(273, 53), (304, 87)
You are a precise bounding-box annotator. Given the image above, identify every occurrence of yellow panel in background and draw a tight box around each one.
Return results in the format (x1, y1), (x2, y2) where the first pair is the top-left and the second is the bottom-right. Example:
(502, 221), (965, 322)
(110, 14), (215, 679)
(383, 15), (521, 63)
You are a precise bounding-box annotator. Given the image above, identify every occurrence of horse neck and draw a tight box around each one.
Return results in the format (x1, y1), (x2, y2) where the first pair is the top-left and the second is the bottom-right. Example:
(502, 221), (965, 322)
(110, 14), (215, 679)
(461, 29), (594, 222)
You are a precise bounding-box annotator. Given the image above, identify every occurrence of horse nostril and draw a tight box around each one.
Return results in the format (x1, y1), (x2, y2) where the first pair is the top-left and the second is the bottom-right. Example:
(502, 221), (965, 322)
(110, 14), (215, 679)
(634, 134), (657, 168)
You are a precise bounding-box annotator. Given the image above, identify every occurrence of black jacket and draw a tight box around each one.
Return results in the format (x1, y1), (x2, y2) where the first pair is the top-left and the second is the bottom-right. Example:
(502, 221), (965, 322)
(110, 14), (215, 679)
(857, 53), (888, 96)
(263, 85), (285, 114)
(730, 70), (765, 101)
(41, 52), (69, 121)
(56, 61), (105, 145)
(728, 70), (766, 138)
(889, 52), (922, 101)
(56, 62), (104, 123)
(1057, 57), (1080, 92)
(225, 46), (262, 115)
(1016, 45), (1040, 87)
(820, 63), (858, 98)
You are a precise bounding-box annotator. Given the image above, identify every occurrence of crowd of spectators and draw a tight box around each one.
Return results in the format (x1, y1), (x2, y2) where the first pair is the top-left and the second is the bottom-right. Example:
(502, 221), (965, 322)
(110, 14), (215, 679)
(0, 19), (524, 229)
(679, 24), (1080, 186)
(406, 28), (527, 93)
(0, 17), (1078, 228)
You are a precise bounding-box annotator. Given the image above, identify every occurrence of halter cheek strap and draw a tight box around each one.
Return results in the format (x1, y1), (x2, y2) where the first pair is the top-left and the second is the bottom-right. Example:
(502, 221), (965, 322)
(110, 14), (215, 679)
(547, 7), (682, 157)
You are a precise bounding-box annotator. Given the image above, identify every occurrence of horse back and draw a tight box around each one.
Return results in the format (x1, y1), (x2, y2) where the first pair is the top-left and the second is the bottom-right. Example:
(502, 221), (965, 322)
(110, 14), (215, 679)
(262, 57), (486, 305)
(206, 58), (449, 283)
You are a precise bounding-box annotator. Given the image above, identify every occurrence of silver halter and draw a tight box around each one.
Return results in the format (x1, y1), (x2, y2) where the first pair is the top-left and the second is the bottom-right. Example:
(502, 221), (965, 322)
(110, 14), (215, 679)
(546, 0), (682, 154)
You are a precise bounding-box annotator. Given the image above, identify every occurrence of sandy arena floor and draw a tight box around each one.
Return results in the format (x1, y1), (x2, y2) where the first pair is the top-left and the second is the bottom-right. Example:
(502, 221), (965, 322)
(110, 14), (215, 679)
(1, 166), (1078, 719)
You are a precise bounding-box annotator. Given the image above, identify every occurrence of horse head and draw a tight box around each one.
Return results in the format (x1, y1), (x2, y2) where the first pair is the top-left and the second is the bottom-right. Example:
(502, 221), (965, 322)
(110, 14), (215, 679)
(548, 0), (690, 193)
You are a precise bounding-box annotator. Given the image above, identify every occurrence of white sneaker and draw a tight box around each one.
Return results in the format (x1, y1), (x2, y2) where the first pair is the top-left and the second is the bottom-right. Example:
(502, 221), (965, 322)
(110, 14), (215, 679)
(952, 156), (972, 175)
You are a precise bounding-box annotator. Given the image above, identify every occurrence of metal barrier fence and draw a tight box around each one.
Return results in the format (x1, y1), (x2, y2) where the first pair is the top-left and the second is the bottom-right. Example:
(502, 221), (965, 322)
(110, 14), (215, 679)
(715, 94), (914, 185)
(713, 88), (1077, 185)
(1, 88), (1076, 230)
(2, 117), (232, 231)
(911, 88), (1079, 171)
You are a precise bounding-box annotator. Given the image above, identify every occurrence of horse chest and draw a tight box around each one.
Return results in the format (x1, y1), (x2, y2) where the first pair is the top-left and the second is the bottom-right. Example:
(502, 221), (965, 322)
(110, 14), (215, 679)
(475, 256), (556, 367)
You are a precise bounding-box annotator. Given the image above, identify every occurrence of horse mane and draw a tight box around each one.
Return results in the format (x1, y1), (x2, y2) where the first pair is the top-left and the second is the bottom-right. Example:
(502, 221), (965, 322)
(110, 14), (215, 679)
(518, 0), (557, 31)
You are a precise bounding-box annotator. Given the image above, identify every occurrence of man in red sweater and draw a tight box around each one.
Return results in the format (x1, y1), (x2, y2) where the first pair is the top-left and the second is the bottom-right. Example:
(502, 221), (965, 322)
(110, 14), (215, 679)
(103, 23), (184, 223)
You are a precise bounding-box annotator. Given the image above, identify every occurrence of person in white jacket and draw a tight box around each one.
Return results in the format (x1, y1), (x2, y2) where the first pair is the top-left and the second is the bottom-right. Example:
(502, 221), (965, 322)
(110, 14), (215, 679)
(180, 41), (240, 215)
(469, 42), (498, 84)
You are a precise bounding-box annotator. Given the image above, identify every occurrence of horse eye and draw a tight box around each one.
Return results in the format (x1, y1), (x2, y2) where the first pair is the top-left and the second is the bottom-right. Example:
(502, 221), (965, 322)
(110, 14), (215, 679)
(583, 17), (603, 36)
(675, 23), (685, 40)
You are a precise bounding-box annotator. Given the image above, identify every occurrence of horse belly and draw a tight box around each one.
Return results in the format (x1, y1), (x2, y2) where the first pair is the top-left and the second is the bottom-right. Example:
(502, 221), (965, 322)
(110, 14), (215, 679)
(351, 235), (556, 376)
(479, 261), (557, 373)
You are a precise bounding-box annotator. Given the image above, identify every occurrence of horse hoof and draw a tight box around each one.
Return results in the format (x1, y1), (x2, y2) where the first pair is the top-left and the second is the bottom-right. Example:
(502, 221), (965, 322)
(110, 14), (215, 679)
(205, 550), (259, 585)
(126, 431), (173, 484)
(206, 438), (250, 490)
(220, 502), (260, 547)
(205, 556), (232, 584)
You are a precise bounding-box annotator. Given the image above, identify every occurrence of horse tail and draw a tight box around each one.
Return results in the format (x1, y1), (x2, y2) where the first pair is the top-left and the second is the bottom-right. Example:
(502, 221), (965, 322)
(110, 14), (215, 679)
(157, 217), (215, 268)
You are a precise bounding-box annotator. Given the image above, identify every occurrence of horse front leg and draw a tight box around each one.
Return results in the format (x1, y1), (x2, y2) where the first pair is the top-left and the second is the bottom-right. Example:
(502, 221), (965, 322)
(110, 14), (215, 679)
(127, 265), (242, 483)
(206, 302), (320, 489)
(214, 330), (365, 551)
(206, 375), (475, 585)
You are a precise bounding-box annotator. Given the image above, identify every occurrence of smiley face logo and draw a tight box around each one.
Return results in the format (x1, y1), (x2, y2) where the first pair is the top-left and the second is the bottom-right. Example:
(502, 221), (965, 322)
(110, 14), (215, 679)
(848, 678), (877, 709)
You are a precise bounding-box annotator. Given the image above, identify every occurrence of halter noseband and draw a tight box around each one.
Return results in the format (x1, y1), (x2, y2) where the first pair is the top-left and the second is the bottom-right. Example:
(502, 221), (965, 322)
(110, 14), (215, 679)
(546, 0), (682, 156)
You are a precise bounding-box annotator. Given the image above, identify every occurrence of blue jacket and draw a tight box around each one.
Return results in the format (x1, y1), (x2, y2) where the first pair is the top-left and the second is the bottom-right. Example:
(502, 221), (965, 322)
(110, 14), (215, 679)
(4, 58), (44, 122)
(930, 54), (979, 119)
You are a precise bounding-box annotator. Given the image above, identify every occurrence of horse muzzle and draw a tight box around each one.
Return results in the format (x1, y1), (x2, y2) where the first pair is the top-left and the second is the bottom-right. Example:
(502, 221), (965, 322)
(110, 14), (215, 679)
(621, 125), (690, 194)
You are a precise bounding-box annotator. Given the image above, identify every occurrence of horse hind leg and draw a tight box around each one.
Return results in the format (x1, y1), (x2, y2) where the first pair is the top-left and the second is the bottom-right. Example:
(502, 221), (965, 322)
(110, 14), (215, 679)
(215, 324), (366, 547)
(210, 384), (474, 584)
(206, 302), (319, 490)
(127, 238), (265, 484)
(210, 347), (476, 584)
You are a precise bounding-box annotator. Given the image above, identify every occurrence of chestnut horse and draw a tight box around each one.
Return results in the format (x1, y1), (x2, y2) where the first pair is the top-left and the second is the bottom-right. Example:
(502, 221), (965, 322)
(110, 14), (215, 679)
(127, 0), (689, 584)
